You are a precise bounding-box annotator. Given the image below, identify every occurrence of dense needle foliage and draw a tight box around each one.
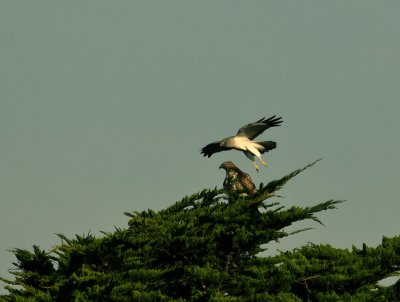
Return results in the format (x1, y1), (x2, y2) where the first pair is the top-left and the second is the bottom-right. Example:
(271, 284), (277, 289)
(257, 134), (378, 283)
(1, 161), (399, 301)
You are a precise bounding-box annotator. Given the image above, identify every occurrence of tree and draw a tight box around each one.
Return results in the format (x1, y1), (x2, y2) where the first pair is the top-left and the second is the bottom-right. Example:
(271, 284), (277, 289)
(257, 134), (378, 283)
(1, 161), (400, 301)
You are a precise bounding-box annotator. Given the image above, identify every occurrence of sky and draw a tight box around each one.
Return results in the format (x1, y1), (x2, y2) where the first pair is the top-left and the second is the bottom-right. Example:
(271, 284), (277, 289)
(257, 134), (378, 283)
(1, 1), (400, 288)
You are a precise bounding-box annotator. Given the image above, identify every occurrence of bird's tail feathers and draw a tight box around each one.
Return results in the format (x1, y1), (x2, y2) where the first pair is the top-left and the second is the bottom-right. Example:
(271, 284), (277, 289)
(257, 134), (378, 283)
(258, 141), (277, 153)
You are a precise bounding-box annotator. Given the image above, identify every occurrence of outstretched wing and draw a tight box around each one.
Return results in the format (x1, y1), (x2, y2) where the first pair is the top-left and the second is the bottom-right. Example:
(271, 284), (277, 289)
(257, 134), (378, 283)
(201, 141), (231, 157)
(236, 115), (283, 140)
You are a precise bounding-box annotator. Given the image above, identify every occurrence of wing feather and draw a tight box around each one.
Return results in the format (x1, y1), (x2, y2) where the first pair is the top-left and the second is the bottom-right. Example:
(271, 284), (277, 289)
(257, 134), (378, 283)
(200, 141), (231, 157)
(242, 174), (256, 194)
(236, 115), (283, 139)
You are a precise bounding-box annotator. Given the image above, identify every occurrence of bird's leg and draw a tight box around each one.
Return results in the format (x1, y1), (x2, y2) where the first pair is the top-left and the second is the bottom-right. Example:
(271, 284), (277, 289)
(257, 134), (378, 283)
(243, 149), (260, 171)
(258, 155), (268, 167)
(252, 161), (259, 172)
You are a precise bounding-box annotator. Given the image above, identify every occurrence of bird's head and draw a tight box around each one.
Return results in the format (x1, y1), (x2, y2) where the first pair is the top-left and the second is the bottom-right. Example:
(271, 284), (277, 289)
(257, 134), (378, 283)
(219, 161), (236, 170)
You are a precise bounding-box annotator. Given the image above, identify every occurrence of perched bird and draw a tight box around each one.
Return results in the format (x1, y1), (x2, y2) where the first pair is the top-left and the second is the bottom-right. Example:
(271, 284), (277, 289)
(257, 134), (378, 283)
(219, 161), (256, 196)
(201, 115), (283, 171)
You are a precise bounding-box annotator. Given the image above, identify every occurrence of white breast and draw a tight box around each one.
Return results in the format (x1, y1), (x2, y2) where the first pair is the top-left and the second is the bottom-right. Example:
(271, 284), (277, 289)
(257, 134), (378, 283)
(227, 136), (251, 150)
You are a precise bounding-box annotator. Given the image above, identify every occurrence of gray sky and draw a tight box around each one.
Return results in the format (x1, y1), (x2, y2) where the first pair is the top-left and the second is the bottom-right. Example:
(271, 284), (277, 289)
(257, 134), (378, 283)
(1, 1), (400, 287)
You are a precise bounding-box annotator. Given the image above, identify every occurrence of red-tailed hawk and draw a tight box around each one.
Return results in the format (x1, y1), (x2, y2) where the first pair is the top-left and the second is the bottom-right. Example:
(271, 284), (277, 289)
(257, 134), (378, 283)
(201, 115), (282, 171)
(219, 161), (256, 196)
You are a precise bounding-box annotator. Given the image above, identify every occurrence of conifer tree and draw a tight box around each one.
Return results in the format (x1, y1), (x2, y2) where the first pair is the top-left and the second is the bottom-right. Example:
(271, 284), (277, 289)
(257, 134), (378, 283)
(1, 161), (399, 301)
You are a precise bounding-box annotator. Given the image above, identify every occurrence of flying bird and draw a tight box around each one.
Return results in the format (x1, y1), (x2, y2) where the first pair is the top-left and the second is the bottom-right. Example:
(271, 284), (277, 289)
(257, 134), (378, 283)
(219, 161), (256, 196)
(201, 115), (283, 171)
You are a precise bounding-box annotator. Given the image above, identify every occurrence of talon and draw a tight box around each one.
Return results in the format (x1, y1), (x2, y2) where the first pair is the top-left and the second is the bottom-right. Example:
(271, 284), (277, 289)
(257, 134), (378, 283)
(252, 161), (259, 172)
(262, 161), (268, 167)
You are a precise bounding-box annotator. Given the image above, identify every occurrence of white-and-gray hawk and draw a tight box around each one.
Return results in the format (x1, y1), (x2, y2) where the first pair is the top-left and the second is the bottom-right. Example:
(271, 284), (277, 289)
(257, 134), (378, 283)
(201, 115), (282, 171)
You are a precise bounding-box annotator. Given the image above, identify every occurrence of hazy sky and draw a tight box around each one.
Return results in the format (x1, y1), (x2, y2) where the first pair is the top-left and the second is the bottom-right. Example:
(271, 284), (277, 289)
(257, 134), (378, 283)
(1, 1), (400, 287)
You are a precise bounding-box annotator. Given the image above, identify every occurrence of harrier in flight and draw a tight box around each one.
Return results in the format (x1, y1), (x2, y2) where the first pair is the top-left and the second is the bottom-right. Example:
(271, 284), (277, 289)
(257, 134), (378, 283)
(201, 115), (282, 171)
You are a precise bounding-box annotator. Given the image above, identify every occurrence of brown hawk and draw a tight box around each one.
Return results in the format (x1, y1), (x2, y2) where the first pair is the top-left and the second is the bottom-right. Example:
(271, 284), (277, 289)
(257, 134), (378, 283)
(201, 115), (282, 171)
(219, 161), (256, 196)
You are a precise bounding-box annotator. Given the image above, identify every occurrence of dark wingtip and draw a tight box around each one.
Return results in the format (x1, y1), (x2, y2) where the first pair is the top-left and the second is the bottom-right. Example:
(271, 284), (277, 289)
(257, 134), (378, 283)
(200, 148), (212, 158)
(264, 115), (283, 127)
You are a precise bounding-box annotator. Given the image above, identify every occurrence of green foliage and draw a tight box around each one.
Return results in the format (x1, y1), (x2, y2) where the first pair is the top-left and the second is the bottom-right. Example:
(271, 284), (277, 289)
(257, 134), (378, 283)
(1, 162), (399, 301)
